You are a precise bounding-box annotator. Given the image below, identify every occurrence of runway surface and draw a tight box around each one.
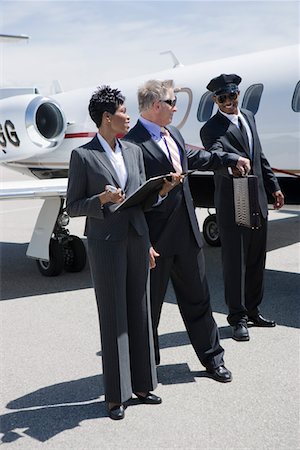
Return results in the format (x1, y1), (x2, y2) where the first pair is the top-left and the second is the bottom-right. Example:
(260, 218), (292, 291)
(0, 167), (299, 449)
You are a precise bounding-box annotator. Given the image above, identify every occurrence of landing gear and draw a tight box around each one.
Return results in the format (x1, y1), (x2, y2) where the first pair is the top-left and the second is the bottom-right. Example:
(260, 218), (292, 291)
(36, 237), (64, 276)
(36, 201), (87, 276)
(64, 235), (86, 273)
(36, 234), (87, 276)
(202, 213), (221, 247)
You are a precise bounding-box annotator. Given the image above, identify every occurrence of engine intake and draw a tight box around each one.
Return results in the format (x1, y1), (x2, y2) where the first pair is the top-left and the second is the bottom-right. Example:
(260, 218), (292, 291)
(26, 96), (66, 148)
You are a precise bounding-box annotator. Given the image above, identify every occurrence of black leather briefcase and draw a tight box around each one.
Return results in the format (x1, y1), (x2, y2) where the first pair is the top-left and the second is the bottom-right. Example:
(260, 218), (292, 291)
(233, 175), (261, 229)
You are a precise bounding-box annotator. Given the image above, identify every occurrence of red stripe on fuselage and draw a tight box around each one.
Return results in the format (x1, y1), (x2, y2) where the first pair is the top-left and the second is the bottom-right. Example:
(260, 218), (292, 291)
(65, 132), (124, 139)
(65, 132), (96, 139)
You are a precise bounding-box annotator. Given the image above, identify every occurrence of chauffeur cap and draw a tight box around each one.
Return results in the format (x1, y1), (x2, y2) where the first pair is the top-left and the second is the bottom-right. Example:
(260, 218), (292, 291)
(206, 73), (242, 95)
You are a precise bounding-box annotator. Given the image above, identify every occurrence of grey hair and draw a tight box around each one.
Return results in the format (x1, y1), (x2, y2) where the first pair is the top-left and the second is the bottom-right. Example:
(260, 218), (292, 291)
(137, 79), (174, 112)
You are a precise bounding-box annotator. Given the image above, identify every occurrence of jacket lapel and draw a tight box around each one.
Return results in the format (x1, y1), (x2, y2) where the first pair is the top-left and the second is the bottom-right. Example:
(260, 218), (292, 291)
(120, 141), (135, 193)
(87, 136), (122, 187)
(136, 121), (174, 172)
(217, 111), (251, 158)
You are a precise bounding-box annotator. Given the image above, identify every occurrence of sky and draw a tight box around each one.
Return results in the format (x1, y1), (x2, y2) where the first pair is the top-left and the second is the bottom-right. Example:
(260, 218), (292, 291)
(0, 1), (299, 94)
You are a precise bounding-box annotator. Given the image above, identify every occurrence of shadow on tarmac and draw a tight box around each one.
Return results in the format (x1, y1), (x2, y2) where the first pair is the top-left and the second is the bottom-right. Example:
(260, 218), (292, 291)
(164, 213), (300, 329)
(0, 363), (213, 444)
(0, 212), (299, 444)
(0, 374), (104, 443)
(0, 242), (93, 301)
(1, 213), (299, 329)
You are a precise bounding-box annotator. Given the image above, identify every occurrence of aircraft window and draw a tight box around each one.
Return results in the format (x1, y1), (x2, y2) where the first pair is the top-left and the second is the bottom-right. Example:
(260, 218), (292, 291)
(292, 81), (300, 112)
(197, 91), (214, 122)
(241, 84), (263, 115)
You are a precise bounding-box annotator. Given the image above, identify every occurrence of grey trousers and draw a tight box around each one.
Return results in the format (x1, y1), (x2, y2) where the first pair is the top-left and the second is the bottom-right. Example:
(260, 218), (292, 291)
(88, 227), (157, 403)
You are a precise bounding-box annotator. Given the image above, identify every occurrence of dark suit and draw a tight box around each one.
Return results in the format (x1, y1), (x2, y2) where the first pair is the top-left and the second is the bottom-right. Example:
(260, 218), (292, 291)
(124, 120), (240, 368)
(200, 108), (281, 324)
(66, 135), (157, 403)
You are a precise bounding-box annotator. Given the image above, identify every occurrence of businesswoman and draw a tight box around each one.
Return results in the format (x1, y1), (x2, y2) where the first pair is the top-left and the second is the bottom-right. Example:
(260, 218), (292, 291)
(66, 86), (165, 420)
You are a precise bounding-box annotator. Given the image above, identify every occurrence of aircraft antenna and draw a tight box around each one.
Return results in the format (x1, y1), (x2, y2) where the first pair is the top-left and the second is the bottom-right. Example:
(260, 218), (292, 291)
(0, 34), (29, 43)
(160, 50), (184, 68)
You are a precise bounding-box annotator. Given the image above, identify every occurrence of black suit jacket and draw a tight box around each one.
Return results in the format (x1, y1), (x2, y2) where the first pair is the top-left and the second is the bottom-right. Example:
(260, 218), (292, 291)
(124, 120), (241, 254)
(200, 109), (280, 225)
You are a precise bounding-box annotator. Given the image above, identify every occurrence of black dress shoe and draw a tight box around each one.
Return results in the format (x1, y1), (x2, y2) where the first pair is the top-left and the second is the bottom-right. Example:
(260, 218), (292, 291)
(108, 404), (125, 420)
(207, 365), (232, 383)
(232, 321), (250, 341)
(248, 314), (276, 327)
(135, 392), (162, 404)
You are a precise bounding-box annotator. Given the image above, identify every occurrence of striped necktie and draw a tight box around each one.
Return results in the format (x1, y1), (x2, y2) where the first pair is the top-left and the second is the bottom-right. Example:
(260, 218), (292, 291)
(161, 128), (182, 174)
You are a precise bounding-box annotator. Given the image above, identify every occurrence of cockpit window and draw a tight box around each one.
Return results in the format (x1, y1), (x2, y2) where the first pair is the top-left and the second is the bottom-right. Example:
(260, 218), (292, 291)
(241, 84), (263, 115)
(197, 91), (214, 122)
(292, 81), (300, 112)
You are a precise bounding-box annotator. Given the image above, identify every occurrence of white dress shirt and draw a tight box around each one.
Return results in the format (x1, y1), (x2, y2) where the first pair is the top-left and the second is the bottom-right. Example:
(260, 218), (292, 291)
(219, 108), (253, 158)
(97, 133), (128, 190)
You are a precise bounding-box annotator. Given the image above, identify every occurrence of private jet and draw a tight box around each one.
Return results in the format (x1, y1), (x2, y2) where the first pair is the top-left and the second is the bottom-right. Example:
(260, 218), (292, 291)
(0, 43), (299, 275)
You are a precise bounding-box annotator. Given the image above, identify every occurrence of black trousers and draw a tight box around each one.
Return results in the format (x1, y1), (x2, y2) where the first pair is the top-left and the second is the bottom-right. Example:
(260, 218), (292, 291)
(150, 230), (224, 369)
(219, 217), (268, 325)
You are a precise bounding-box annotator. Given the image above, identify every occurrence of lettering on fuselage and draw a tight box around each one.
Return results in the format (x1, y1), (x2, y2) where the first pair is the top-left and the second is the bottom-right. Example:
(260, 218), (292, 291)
(0, 120), (20, 153)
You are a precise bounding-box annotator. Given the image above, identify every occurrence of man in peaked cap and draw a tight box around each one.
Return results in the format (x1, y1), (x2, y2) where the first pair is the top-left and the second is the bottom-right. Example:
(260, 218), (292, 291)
(200, 73), (284, 342)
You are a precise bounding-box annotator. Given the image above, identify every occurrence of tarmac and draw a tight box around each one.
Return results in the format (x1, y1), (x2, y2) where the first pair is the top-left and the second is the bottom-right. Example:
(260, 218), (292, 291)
(0, 166), (299, 449)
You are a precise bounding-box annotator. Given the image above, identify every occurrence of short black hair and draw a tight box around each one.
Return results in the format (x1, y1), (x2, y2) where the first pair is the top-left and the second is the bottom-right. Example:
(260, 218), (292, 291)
(88, 85), (125, 128)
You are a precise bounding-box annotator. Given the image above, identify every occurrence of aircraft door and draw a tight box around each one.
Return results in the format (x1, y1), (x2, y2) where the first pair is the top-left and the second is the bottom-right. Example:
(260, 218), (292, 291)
(173, 87), (193, 130)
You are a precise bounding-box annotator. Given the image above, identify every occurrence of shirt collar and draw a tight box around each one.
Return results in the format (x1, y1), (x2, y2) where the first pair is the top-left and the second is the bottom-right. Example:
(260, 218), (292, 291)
(139, 116), (162, 141)
(97, 132), (122, 154)
(219, 107), (242, 125)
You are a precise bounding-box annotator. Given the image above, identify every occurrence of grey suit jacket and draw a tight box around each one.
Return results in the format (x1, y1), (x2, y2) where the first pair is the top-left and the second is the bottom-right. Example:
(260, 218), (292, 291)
(66, 135), (150, 241)
(200, 108), (280, 224)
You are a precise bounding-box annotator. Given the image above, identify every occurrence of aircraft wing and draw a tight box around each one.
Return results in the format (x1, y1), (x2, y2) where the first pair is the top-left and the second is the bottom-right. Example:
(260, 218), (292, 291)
(0, 178), (68, 200)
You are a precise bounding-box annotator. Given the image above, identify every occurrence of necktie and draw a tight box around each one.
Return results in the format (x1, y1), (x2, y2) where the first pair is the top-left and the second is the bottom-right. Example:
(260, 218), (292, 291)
(161, 128), (182, 174)
(238, 117), (249, 150)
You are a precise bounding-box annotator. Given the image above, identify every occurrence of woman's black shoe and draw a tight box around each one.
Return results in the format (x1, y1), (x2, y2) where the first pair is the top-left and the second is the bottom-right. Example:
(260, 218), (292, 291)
(108, 404), (125, 420)
(135, 392), (162, 404)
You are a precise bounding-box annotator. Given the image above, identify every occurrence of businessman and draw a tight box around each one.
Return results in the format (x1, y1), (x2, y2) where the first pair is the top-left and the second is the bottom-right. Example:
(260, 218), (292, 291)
(200, 73), (284, 341)
(124, 79), (250, 382)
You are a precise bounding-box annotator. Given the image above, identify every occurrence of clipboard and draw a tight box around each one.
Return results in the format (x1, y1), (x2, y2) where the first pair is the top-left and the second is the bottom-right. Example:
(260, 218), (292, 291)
(114, 174), (167, 211)
(114, 170), (196, 212)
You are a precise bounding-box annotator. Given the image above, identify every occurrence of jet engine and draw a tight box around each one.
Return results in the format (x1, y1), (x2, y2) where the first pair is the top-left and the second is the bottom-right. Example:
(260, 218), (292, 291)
(0, 94), (67, 162)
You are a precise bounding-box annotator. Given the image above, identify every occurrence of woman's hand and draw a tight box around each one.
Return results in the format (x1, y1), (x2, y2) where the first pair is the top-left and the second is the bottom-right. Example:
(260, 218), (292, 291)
(159, 172), (184, 197)
(99, 186), (125, 206)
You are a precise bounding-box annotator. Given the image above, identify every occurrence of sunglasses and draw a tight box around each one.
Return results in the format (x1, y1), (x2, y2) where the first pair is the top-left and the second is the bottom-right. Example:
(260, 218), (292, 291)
(216, 92), (238, 104)
(161, 96), (177, 107)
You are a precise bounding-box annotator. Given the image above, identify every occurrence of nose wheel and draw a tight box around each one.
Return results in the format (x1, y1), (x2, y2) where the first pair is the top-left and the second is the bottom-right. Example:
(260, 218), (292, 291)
(202, 214), (221, 247)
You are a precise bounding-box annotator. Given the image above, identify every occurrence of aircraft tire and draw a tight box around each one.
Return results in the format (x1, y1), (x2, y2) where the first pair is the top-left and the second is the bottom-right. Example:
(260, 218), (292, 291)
(36, 238), (64, 276)
(202, 214), (221, 247)
(64, 235), (87, 272)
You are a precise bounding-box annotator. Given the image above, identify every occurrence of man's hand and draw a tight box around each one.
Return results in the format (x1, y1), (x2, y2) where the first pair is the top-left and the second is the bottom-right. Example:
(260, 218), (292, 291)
(272, 190), (284, 210)
(159, 172), (184, 197)
(149, 246), (160, 269)
(235, 157), (251, 176)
